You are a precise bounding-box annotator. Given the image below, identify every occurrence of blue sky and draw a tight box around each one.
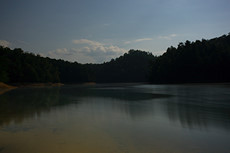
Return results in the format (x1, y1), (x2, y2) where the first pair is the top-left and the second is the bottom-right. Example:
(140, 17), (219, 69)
(1, 0), (230, 63)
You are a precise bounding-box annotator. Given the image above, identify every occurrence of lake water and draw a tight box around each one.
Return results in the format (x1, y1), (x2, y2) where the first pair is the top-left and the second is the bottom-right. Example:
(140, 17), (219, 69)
(0, 84), (230, 153)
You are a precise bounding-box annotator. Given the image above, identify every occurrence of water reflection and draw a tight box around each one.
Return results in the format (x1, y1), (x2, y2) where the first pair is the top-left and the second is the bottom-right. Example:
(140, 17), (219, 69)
(1, 84), (230, 153)
(0, 87), (61, 127)
(0, 84), (230, 131)
(161, 85), (230, 130)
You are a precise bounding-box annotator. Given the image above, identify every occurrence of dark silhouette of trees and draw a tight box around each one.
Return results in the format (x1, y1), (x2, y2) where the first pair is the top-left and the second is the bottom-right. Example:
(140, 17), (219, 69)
(1, 33), (230, 84)
(92, 50), (155, 83)
(50, 59), (89, 83)
(0, 47), (60, 83)
(149, 33), (230, 83)
(0, 47), (154, 84)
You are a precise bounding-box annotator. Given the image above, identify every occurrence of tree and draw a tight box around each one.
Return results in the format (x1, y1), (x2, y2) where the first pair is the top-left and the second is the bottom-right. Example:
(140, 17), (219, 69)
(150, 33), (230, 83)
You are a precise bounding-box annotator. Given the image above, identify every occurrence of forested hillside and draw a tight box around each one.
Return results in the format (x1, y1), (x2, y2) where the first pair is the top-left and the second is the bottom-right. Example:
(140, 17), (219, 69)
(1, 33), (230, 84)
(88, 50), (155, 83)
(0, 48), (154, 84)
(0, 47), (60, 83)
(149, 33), (230, 83)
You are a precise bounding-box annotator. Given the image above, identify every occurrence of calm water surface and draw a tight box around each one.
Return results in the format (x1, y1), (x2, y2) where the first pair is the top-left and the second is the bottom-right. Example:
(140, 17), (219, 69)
(0, 84), (230, 153)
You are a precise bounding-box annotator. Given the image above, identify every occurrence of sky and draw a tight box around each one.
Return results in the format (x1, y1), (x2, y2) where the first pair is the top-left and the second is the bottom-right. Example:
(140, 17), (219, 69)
(1, 0), (230, 63)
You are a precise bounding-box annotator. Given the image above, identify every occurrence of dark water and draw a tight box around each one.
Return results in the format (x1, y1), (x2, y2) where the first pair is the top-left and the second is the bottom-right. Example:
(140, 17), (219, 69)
(0, 84), (230, 153)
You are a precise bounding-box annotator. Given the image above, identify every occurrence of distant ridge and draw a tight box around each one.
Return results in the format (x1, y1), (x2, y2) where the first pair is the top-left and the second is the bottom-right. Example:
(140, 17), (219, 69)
(1, 33), (230, 84)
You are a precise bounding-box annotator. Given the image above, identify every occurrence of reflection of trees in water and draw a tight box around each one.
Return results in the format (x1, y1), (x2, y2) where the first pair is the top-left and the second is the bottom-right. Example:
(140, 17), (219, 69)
(0, 87), (63, 126)
(1, 85), (230, 131)
(85, 85), (230, 129)
(65, 85), (170, 119)
(83, 88), (169, 101)
(167, 102), (209, 129)
(0, 86), (156, 127)
(165, 96), (230, 130)
(148, 84), (230, 130)
(0, 85), (168, 127)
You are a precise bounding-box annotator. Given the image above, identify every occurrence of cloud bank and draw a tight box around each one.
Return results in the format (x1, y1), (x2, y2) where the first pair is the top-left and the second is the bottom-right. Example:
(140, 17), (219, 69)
(158, 34), (177, 40)
(47, 39), (127, 63)
(124, 38), (153, 44)
(0, 40), (10, 47)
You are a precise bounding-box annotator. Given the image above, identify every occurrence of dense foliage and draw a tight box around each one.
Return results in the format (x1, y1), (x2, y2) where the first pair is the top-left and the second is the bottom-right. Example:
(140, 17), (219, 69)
(1, 33), (230, 84)
(0, 48), (154, 84)
(88, 50), (155, 83)
(150, 33), (230, 83)
(0, 47), (60, 83)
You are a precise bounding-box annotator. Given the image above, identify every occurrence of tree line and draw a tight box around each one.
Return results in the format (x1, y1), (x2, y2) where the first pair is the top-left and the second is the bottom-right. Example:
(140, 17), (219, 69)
(0, 33), (230, 84)
(0, 48), (60, 83)
(0, 48), (155, 84)
(150, 33), (230, 83)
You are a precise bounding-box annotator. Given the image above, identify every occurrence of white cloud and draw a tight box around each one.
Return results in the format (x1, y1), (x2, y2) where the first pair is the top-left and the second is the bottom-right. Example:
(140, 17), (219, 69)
(124, 41), (131, 44)
(47, 48), (70, 56)
(55, 48), (69, 54)
(0, 40), (10, 47)
(135, 38), (153, 42)
(73, 39), (126, 54)
(47, 39), (127, 63)
(72, 39), (102, 47)
(153, 50), (166, 56)
(158, 34), (178, 40)
(46, 48), (74, 61)
(72, 39), (127, 63)
(124, 38), (153, 44)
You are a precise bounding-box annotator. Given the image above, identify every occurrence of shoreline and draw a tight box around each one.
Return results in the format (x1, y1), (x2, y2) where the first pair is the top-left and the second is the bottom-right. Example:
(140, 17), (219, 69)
(0, 82), (17, 95)
(0, 82), (17, 89)
(1, 81), (230, 95)
(13, 83), (64, 88)
(0, 82), (64, 95)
